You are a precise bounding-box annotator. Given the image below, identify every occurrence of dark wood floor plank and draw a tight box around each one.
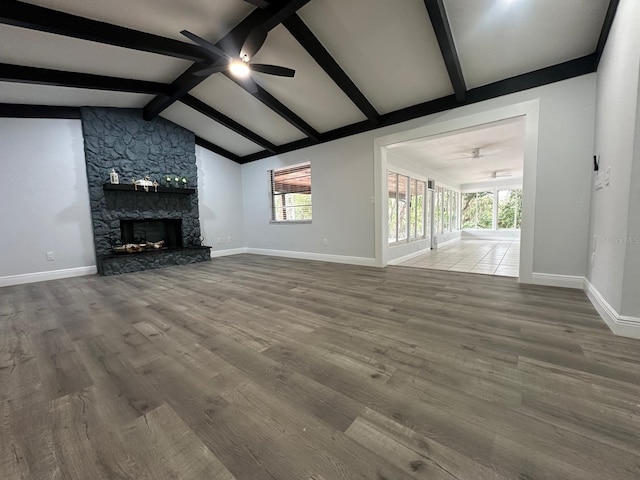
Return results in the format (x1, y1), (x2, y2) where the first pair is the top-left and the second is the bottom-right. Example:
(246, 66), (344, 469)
(31, 327), (93, 401)
(388, 369), (640, 480)
(123, 403), (237, 480)
(1, 390), (59, 480)
(74, 335), (162, 420)
(222, 379), (415, 480)
(346, 407), (508, 480)
(50, 387), (146, 479)
(1, 254), (640, 480)
(262, 341), (499, 462)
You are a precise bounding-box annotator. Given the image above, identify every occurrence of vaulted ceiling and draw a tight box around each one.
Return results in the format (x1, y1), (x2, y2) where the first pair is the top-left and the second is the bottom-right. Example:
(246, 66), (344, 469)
(0, 0), (617, 164)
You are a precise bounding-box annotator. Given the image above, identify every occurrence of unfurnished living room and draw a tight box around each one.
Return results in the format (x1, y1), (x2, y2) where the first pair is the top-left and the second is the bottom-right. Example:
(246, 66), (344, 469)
(1, 0), (640, 479)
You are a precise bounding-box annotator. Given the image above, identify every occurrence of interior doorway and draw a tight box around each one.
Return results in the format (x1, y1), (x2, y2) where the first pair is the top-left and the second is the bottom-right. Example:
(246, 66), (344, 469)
(373, 99), (540, 283)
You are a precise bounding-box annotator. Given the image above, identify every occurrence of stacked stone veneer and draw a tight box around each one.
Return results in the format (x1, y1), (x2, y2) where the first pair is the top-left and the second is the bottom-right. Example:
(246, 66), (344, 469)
(81, 107), (208, 274)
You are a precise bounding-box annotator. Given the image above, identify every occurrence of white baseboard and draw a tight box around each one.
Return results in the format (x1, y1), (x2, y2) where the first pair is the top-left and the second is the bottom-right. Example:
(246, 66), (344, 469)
(245, 248), (377, 267)
(531, 273), (585, 289)
(210, 247), (248, 258)
(388, 248), (430, 265)
(0, 265), (98, 287)
(584, 279), (640, 339)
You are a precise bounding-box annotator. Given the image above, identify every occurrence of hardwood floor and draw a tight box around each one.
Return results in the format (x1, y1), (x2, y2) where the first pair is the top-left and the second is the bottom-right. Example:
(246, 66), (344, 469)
(2, 254), (640, 479)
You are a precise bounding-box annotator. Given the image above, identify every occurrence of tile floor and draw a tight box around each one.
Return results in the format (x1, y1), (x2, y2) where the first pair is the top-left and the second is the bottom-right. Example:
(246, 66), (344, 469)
(398, 239), (520, 277)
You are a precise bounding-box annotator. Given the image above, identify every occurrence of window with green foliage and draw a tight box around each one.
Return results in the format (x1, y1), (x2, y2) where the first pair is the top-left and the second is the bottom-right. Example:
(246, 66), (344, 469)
(443, 189), (450, 232)
(433, 186), (459, 234)
(434, 187), (443, 234)
(461, 191), (494, 229)
(388, 171), (426, 244)
(408, 178), (426, 240)
(270, 162), (312, 222)
(497, 189), (522, 229)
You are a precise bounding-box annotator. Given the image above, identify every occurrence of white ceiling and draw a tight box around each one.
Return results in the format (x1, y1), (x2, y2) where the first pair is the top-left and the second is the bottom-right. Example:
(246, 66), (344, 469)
(298, 0), (454, 114)
(445, 0), (610, 88)
(388, 116), (526, 187)
(0, 0), (611, 160)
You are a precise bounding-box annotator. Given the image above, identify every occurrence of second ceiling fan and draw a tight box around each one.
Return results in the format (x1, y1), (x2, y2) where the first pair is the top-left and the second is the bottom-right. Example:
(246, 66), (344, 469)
(181, 23), (295, 93)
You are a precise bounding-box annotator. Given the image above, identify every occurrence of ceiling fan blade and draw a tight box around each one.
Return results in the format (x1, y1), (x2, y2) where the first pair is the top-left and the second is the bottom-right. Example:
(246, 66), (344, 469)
(236, 75), (259, 94)
(250, 64), (295, 77)
(181, 30), (232, 60)
(192, 65), (228, 77)
(244, 0), (271, 7)
(240, 27), (268, 60)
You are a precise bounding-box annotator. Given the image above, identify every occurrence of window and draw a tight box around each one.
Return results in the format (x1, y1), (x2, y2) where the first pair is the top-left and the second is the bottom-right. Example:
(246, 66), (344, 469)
(443, 189), (450, 232)
(270, 162), (312, 222)
(388, 170), (426, 244)
(388, 172), (398, 243)
(426, 184), (432, 239)
(497, 189), (522, 229)
(414, 180), (426, 238)
(434, 187), (443, 234)
(397, 174), (408, 241)
(462, 190), (524, 230)
(433, 185), (459, 235)
(451, 191), (458, 231)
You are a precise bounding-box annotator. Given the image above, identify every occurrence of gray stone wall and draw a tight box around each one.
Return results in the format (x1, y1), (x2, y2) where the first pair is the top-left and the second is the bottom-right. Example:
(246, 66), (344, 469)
(81, 107), (202, 260)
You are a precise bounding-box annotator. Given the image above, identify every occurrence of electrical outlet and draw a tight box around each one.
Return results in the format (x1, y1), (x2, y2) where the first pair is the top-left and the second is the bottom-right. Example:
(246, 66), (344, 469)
(216, 237), (222, 244)
(323, 238), (328, 246)
(227, 236), (232, 243)
(46, 251), (55, 261)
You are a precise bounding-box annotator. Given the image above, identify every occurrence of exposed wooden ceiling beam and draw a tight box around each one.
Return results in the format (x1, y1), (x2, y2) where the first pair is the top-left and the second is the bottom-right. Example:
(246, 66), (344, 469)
(283, 14), (380, 125)
(0, 0), (207, 62)
(223, 73), (320, 141)
(0, 63), (171, 95)
(0, 103), (81, 119)
(241, 55), (596, 163)
(594, 0), (620, 69)
(423, 0), (466, 102)
(181, 94), (277, 154)
(143, 1), (311, 123)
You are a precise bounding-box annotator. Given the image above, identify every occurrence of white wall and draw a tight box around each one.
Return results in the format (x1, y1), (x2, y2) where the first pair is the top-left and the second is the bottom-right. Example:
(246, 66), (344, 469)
(0, 118), (96, 284)
(241, 74), (596, 278)
(241, 134), (376, 262)
(622, 65), (640, 315)
(588, 0), (640, 316)
(196, 145), (245, 254)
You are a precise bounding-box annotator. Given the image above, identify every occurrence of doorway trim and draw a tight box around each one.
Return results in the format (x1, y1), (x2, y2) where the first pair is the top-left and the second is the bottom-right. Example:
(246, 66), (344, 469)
(373, 99), (540, 283)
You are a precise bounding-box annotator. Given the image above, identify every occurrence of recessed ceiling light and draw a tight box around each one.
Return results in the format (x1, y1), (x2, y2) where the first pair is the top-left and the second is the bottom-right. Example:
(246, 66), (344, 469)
(229, 60), (250, 78)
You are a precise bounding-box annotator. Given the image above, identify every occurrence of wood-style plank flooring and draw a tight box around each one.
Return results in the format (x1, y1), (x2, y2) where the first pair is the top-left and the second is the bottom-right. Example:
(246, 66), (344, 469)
(2, 254), (640, 479)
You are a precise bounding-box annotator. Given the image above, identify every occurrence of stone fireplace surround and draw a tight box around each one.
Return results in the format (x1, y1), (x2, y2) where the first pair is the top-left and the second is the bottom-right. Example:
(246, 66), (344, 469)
(81, 107), (210, 275)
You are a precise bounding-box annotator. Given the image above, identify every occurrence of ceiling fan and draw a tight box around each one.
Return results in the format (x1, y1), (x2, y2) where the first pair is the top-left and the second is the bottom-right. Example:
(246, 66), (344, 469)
(453, 146), (502, 160)
(477, 169), (512, 179)
(180, 24), (295, 93)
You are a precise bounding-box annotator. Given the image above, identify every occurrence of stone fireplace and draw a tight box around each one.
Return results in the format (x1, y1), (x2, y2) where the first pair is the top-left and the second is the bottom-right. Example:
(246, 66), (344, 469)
(81, 107), (210, 275)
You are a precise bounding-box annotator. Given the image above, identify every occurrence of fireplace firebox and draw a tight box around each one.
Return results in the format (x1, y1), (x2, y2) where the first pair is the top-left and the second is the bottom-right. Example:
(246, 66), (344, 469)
(120, 219), (182, 249)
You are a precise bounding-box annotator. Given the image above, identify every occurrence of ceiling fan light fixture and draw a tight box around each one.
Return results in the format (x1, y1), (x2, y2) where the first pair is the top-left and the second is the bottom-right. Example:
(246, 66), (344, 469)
(229, 59), (251, 78)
